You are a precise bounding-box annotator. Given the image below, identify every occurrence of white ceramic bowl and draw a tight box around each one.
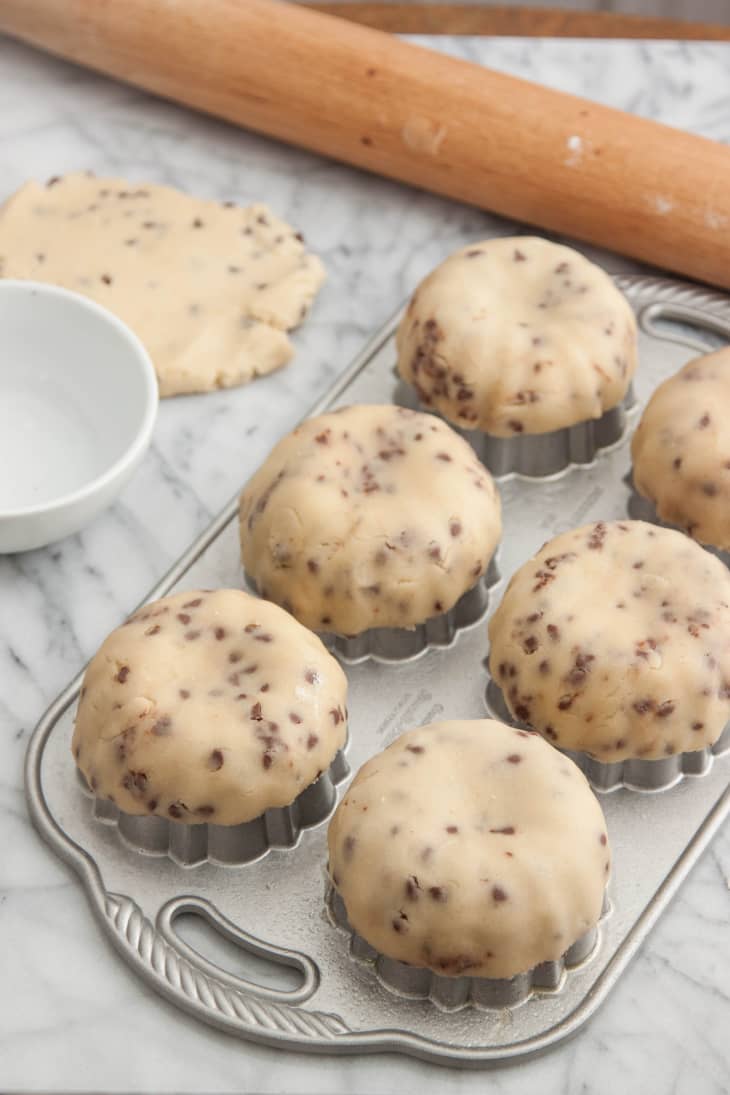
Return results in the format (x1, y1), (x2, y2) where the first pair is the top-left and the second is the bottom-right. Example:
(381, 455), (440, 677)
(0, 281), (158, 553)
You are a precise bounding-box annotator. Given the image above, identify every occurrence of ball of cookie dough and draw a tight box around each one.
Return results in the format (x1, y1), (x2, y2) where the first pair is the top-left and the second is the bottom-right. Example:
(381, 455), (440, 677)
(328, 719), (608, 980)
(72, 589), (348, 825)
(632, 348), (730, 550)
(396, 236), (637, 437)
(239, 404), (501, 635)
(488, 520), (730, 762)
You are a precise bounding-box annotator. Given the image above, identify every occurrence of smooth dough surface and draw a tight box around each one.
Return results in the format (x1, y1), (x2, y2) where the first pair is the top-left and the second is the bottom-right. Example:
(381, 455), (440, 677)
(239, 404), (502, 635)
(632, 348), (730, 550)
(396, 236), (637, 437)
(328, 719), (608, 980)
(72, 589), (347, 825)
(488, 520), (730, 761)
(0, 173), (325, 396)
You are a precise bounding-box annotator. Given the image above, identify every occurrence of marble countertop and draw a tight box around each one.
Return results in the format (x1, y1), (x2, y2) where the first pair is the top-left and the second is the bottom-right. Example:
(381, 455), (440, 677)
(1, 31), (729, 1094)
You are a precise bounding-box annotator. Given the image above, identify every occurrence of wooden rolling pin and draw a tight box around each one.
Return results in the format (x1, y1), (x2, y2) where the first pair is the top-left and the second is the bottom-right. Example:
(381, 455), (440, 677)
(2, 0), (730, 287)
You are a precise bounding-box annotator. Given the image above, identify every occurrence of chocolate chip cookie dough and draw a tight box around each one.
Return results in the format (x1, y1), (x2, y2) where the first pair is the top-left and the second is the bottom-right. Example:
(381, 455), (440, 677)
(0, 173), (325, 396)
(239, 404), (502, 636)
(396, 237), (637, 437)
(72, 589), (347, 825)
(632, 348), (730, 550)
(328, 720), (608, 980)
(488, 520), (730, 761)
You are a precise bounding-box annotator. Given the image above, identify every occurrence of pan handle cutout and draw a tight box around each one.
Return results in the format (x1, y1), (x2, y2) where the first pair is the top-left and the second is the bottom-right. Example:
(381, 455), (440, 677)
(157, 896), (319, 1004)
(639, 302), (730, 353)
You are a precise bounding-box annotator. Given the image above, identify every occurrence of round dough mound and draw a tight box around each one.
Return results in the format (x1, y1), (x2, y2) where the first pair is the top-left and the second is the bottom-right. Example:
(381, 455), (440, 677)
(488, 520), (730, 761)
(396, 236), (637, 437)
(239, 404), (501, 635)
(328, 719), (608, 980)
(632, 348), (730, 550)
(72, 589), (348, 825)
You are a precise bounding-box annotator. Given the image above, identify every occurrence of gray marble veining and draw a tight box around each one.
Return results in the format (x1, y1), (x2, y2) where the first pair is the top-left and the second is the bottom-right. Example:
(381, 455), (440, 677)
(1, 32), (729, 1094)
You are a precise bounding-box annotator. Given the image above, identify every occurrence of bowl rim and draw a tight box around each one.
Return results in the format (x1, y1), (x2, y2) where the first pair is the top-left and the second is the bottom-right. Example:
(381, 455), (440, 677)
(0, 279), (159, 520)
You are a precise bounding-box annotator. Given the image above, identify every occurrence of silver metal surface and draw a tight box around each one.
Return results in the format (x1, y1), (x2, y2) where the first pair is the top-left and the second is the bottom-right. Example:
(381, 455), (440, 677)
(327, 886), (604, 1010)
(320, 556), (500, 664)
(247, 557), (500, 665)
(80, 749), (350, 868)
(486, 678), (730, 792)
(394, 376), (635, 479)
(25, 276), (730, 1066)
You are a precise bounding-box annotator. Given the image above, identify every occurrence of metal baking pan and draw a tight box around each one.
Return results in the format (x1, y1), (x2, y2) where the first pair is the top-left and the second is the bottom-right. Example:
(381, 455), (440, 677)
(326, 885), (607, 1010)
(245, 556), (500, 665)
(486, 678), (730, 793)
(77, 748), (350, 868)
(393, 375), (635, 479)
(25, 275), (730, 1067)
